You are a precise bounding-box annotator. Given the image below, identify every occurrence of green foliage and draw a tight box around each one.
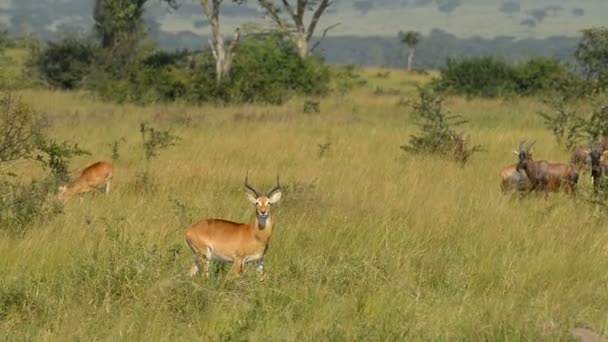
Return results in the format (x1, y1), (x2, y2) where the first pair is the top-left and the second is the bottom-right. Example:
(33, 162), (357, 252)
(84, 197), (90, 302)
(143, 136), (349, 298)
(331, 64), (367, 95)
(401, 87), (482, 163)
(583, 97), (608, 140)
(575, 27), (608, 90)
(33, 139), (90, 184)
(30, 37), (95, 89)
(0, 179), (62, 234)
(433, 56), (581, 97)
(513, 58), (580, 96)
(433, 57), (518, 97)
(223, 34), (330, 104)
(140, 122), (180, 160)
(89, 34), (330, 105)
(0, 90), (43, 164)
(538, 95), (585, 150)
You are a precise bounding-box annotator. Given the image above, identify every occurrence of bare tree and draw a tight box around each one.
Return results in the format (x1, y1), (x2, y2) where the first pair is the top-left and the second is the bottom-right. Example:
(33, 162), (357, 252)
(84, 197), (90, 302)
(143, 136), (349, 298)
(200, 0), (241, 84)
(256, 0), (335, 58)
(399, 30), (420, 72)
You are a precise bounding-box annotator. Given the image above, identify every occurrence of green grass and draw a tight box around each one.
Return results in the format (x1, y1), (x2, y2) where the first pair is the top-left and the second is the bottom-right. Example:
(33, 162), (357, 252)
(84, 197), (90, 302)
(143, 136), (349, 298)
(1, 70), (608, 341)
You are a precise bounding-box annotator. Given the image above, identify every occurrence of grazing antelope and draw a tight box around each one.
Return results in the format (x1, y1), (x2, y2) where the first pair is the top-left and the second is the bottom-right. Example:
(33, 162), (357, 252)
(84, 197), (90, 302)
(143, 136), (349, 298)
(185, 174), (282, 279)
(515, 141), (579, 194)
(589, 142), (608, 192)
(58, 161), (113, 200)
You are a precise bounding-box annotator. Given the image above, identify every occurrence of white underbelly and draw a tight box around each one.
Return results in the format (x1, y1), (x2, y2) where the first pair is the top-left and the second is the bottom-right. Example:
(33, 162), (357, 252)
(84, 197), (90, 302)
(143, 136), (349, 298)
(206, 248), (264, 263)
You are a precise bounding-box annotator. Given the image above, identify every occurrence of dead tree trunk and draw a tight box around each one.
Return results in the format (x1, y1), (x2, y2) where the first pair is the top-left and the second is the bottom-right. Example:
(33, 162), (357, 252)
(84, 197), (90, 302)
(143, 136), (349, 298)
(258, 0), (334, 58)
(201, 0), (240, 84)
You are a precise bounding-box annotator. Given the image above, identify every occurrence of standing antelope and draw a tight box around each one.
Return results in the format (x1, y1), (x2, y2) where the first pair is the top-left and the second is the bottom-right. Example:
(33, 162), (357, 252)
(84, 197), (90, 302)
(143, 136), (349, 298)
(58, 161), (113, 200)
(515, 141), (579, 194)
(185, 174), (282, 279)
(589, 142), (608, 192)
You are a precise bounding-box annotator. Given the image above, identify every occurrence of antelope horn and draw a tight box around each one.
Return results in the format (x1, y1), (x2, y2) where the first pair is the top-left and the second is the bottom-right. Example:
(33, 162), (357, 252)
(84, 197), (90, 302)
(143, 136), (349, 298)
(526, 140), (536, 152)
(266, 176), (281, 197)
(244, 171), (261, 198)
(518, 140), (526, 152)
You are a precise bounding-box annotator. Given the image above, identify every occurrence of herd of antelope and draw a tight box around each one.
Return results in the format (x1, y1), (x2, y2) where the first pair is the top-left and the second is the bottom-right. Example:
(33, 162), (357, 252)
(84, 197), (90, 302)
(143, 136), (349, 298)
(501, 140), (608, 194)
(57, 138), (608, 280)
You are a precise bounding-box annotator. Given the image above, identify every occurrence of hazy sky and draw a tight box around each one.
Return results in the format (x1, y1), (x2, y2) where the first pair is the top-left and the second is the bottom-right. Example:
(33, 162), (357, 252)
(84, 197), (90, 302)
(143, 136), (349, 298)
(0, 0), (605, 39)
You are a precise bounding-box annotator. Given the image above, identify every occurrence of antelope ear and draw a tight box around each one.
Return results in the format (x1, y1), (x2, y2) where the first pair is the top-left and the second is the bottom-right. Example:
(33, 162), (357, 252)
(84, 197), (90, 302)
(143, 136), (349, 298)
(512, 150), (519, 156)
(584, 150), (591, 156)
(268, 191), (282, 204)
(246, 192), (258, 204)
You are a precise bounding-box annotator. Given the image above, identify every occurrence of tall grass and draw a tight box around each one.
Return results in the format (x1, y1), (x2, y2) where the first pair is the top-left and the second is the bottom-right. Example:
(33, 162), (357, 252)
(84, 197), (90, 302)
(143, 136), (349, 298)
(1, 71), (607, 340)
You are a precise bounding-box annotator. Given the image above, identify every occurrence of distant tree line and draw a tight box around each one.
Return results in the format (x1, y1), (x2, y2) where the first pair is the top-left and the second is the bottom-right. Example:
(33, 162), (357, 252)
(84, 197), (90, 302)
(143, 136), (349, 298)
(26, 0), (339, 105)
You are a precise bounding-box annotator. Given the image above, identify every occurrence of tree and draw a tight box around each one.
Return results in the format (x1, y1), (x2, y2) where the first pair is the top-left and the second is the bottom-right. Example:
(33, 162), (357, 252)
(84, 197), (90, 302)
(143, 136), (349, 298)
(93, 0), (179, 50)
(255, 0), (336, 58)
(575, 27), (608, 90)
(399, 30), (421, 72)
(200, 0), (241, 84)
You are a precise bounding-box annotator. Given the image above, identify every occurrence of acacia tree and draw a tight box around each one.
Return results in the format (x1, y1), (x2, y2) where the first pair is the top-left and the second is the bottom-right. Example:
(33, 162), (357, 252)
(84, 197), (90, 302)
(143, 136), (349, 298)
(254, 0), (336, 58)
(201, 0), (241, 84)
(399, 30), (420, 72)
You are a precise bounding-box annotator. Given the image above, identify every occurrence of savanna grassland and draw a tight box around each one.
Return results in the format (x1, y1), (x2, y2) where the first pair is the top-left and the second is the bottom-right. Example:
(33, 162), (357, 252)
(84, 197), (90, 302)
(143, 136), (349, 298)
(2, 64), (608, 341)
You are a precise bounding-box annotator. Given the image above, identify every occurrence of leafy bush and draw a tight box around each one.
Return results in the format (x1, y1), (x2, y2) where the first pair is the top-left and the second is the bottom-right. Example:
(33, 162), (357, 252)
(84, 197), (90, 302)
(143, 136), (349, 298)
(222, 33), (330, 104)
(30, 37), (95, 89)
(401, 87), (482, 163)
(0, 89), (87, 234)
(433, 57), (518, 97)
(513, 58), (580, 96)
(433, 56), (582, 97)
(0, 90), (43, 164)
(87, 33), (330, 105)
(139, 122), (181, 160)
(538, 95), (584, 150)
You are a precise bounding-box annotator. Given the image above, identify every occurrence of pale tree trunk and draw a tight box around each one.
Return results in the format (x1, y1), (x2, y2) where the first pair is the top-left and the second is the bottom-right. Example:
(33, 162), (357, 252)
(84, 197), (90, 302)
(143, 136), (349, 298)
(407, 48), (415, 72)
(258, 0), (334, 58)
(201, 0), (240, 84)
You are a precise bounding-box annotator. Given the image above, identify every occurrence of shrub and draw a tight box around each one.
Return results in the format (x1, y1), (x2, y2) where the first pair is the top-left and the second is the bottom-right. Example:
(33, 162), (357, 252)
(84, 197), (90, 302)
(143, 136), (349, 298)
(87, 33), (331, 105)
(433, 56), (518, 97)
(139, 122), (181, 160)
(30, 37), (95, 89)
(433, 56), (583, 97)
(538, 95), (584, 150)
(401, 87), (482, 163)
(513, 58), (580, 96)
(0, 90), (43, 164)
(223, 33), (330, 104)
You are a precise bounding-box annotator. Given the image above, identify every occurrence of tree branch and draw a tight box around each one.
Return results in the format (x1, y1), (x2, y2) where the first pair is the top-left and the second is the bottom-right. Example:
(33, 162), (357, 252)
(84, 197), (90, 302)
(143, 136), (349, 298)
(309, 22), (340, 53)
(258, 0), (295, 36)
(306, 0), (332, 42)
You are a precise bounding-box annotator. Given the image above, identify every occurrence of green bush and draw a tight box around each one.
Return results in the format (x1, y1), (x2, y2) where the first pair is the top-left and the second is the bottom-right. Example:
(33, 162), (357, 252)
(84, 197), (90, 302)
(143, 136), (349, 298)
(400, 87), (482, 164)
(30, 37), (95, 89)
(87, 34), (330, 105)
(222, 33), (330, 104)
(433, 57), (518, 97)
(433, 56), (583, 97)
